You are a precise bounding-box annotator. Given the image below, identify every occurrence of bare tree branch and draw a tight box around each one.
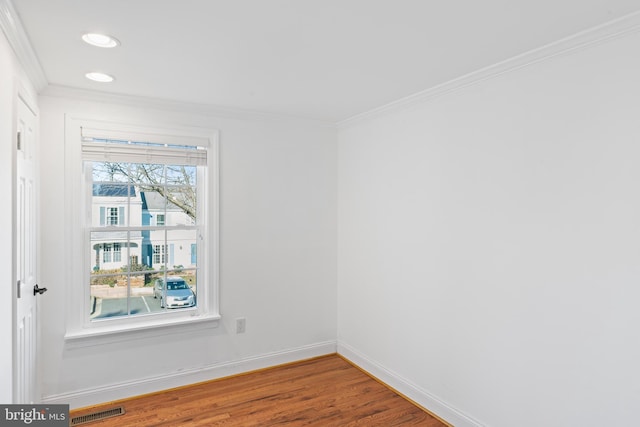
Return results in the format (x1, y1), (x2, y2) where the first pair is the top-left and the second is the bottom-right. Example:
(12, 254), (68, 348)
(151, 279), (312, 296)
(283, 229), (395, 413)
(94, 162), (196, 220)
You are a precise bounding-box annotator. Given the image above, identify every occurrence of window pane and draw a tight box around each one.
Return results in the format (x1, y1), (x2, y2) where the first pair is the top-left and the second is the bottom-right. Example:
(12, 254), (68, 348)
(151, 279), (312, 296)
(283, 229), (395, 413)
(166, 165), (196, 186)
(129, 272), (159, 316)
(127, 163), (165, 186)
(90, 271), (161, 320)
(92, 162), (130, 183)
(161, 231), (198, 310)
(179, 268), (197, 303)
(90, 231), (133, 272)
(152, 243), (167, 268)
(90, 273), (128, 319)
(91, 182), (135, 227)
(166, 187), (197, 224)
(153, 271), (197, 310)
(165, 230), (198, 272)
(86, 155), (204, 322)
(93, 161), (165, 186)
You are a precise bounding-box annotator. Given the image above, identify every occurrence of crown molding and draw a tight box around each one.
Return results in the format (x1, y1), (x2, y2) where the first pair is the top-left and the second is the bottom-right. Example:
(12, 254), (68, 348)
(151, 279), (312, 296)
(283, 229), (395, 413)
(0, 0), (47, 91)
(337, 10), (640, 129)
(5, 0), (639, 129)
(41, 84), (337, 128)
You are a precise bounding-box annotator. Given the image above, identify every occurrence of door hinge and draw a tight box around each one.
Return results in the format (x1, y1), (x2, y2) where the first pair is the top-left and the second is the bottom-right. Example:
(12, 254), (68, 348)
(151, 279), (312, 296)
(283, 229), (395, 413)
(17, 280), (21, 299)
(17, 131), (22, 151)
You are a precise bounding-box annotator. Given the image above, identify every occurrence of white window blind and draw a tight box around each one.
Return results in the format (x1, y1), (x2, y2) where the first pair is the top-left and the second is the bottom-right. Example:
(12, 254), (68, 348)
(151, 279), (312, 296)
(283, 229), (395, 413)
(81, 126), (208, 166)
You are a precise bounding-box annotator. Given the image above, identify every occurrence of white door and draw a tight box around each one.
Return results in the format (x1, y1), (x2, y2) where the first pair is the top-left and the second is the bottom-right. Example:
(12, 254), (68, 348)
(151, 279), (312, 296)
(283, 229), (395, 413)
(15, 97), (41, 404)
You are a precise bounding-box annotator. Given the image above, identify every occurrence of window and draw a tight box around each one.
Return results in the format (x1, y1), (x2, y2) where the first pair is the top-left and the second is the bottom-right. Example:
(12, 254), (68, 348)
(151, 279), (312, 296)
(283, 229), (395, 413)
(153, 244), (167, 265)
(64, 118), (219, 340)
(113, 243), (122, 262)
(101, 243), (122, 264)
(99, 206), (124, 226)
(103, 244), (112, 263)
(107, 207), (119, 225)
(89, 159), (199, 321)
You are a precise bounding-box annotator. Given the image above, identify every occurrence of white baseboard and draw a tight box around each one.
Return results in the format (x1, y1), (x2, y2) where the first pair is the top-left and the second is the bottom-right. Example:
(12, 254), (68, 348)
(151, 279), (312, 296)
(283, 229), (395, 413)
(337, 341), (485, 427)
(42, 341), (337, 409)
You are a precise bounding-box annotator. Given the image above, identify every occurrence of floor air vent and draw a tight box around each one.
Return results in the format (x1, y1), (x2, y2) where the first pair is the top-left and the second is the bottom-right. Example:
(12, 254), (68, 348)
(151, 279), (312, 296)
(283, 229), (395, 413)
(70, 406), (125, 425)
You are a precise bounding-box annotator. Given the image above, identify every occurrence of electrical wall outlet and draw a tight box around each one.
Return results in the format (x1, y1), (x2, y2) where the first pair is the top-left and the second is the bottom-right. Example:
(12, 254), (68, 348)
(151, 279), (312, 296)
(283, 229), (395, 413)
(236, 317), (246, 334)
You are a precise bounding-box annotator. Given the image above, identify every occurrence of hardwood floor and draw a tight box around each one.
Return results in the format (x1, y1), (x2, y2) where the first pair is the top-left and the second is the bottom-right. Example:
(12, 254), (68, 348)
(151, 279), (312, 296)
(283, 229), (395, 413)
(70, 354), (449, 426)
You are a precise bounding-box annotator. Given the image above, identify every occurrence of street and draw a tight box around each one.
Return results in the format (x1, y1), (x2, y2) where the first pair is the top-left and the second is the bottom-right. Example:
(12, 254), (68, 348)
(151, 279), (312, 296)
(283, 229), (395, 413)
(91, 295), (165, 319)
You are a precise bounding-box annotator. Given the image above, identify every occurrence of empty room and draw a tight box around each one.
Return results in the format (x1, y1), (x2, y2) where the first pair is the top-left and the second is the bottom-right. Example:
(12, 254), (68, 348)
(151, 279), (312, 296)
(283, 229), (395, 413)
(1, 1), (639, 426)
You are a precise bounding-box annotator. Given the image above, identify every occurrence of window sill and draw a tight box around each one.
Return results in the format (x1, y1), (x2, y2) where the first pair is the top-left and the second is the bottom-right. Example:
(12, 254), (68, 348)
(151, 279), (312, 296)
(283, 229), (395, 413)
(64, 312), (221, 349)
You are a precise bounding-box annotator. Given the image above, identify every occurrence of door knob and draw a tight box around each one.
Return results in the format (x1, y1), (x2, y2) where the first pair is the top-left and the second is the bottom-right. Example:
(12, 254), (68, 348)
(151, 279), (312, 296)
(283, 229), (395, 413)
(33, 284), (47, 296)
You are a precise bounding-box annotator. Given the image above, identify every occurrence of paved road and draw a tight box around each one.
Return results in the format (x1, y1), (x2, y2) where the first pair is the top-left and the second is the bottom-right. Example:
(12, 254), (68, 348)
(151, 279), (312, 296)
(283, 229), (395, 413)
(91, 295), (165, 319)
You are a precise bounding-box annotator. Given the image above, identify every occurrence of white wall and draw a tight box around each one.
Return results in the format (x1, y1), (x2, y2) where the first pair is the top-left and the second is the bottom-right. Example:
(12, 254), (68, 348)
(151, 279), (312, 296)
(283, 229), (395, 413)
(337, 30), (640, 427)
(0, 23), (17, 405)
(38, 95), (337, 407)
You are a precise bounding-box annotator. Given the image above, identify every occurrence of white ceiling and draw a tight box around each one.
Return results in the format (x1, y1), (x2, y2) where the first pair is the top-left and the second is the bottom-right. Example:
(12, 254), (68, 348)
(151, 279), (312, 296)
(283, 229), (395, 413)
(11, 0), (640, 122)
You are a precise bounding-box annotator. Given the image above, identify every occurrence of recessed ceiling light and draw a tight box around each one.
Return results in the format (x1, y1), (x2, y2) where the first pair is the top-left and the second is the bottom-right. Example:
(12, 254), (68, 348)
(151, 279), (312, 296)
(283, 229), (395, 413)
(82, 33), (120, 48)
(85, 72), (115, 83)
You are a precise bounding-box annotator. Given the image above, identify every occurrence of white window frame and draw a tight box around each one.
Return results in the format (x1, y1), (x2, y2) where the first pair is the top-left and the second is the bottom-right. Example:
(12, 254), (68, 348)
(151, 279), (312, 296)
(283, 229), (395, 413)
(106, 207), (119, 225)
(102, 243), (112, 263)
(63, 116), (220, 344)
(113, 243), (122, 263)
(153, 244), (167, 264)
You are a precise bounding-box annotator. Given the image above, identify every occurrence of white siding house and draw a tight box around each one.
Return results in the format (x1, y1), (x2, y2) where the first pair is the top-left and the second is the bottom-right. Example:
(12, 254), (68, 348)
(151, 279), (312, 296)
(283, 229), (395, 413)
(141, 191), (197, 270)
(91, 185), (195, 272)
(90, 183), (143, 271)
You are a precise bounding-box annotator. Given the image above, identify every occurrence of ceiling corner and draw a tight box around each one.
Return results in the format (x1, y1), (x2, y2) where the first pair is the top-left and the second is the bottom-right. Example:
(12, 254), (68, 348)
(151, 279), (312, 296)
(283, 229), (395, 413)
(0, 0), (48, 91)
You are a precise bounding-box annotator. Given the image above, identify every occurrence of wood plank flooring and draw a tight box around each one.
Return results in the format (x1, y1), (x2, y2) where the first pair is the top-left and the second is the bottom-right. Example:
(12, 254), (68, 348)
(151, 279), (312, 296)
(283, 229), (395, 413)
(70, 354), (449, 426)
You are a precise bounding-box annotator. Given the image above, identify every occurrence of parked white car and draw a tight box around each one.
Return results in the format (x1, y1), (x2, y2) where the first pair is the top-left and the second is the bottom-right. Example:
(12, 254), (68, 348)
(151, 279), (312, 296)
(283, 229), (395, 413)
(153, 276), (195, 309)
